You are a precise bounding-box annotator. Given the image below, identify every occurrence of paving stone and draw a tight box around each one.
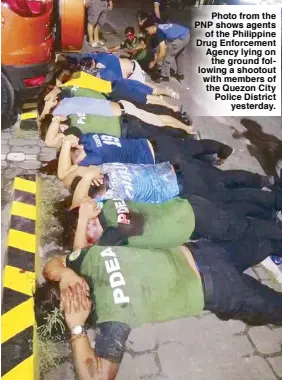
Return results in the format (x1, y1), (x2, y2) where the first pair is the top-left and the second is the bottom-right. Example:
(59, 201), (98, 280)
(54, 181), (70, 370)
(253, 266), (271, 281)
(268, 356), (282, 377)
(1, 145), (10, 154)
(9, 138), (38, 146)
(38, 139), (47, 147)
(1, 161), (8, 168)
(41, 147), (57, 154)
(116, 352), (158, 380)
(20, 160), (41, 170)
(25, 154), (38, 160)
(156, 314), (256, 380)
(244, 267), (259, 280)
(127, 324), (157, 352)
(11, 145), (40, 154)
(4, 168), (23, 179)
(44, 361), (75, 380)
(39, 152), (57, 162)
(2, 140), (8, 145)
(1, 131), (11, 139)
(1, 154), (7, 160)
(7, 152), (25, 161)
(158, 342), (276, 380)
(249, 326), (282, 355)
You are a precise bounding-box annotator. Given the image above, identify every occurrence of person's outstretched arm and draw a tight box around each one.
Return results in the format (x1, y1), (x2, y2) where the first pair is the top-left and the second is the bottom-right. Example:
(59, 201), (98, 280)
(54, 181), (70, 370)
(45, 116), (66, 148)
(72, 167), (103, 206)
(58, 135), (80, 180)
(149, 40), (167, 69)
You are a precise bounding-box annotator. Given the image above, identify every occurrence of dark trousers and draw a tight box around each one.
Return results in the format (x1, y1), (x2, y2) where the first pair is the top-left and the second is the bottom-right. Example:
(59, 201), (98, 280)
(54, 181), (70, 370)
(176, 158), (264, 196)
(189, 195), (282, 242)
(153, 136), (233, 164)
(122, 114), (188, 139)
(189, 240), (282, 326)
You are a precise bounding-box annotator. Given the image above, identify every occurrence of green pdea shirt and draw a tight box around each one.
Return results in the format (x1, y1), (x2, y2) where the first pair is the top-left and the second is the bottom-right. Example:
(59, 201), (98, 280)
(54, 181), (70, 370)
(100, 197), (195, 248)
(66, 245), (204, 328)
(68, 113), (121, 136)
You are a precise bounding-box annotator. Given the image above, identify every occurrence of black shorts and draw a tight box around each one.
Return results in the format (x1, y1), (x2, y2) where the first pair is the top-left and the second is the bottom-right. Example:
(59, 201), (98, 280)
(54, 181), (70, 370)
(120, 114), (187, 139)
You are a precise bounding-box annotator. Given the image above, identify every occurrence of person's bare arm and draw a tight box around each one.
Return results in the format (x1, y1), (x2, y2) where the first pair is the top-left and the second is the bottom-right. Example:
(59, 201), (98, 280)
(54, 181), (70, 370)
(73, 199), (102, 250)
(107, 45), (121, 53)
(72, 168), (103, 206)
(149, 40), (166, 68)
(58, 137), (79, 180)
(72, 335), (119, 380)
(65, 294), (119, 380)
(154, 2), (161, 19)
(45, 116), (66, 148)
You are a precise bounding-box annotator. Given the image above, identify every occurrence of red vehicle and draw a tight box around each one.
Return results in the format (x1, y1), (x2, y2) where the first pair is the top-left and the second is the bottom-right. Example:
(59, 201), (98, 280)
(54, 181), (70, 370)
(1, 0), (85, 128)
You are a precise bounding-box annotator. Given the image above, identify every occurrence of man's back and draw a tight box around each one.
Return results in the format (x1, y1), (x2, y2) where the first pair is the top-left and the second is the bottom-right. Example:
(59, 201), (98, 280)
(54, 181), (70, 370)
(66, 245), (204, 328)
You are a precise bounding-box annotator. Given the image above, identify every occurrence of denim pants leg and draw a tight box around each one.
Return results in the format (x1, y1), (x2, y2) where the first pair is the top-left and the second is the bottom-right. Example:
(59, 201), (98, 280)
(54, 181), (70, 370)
(190, 240), (282, 326)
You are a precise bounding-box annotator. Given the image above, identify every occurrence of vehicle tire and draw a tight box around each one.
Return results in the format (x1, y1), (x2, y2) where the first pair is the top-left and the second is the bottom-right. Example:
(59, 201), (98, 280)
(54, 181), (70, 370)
(1, 72), (15, 130)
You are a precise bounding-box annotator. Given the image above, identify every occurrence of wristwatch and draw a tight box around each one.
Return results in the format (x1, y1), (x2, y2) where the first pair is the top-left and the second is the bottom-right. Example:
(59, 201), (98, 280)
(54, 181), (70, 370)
(71, 325), (87, 341)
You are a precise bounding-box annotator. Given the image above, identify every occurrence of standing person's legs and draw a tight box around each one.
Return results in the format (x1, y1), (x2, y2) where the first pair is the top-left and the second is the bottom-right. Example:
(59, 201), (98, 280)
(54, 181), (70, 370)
(162, 38), (189, 78)
(175, 38), (189, 77)
(190, 241), (282, 326)
(88, 0), (108, 45)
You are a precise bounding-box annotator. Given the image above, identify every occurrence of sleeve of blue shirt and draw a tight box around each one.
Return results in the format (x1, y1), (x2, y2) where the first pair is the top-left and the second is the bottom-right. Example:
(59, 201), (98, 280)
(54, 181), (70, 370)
(78, 153), (103, 166)
(97, 68), (119, 81)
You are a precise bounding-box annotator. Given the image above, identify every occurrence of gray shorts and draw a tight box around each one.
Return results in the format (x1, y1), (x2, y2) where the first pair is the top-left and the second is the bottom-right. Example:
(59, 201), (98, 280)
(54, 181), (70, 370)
(88, 0), (108, 26)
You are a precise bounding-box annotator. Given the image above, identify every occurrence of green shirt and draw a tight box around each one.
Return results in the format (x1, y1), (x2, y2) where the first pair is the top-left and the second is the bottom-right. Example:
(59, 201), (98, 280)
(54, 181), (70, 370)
(68, 113), (121, 136)
(121, 36), (148, 61)
(101, 197), (195, 248)
(61, 85), (107, 99)
(67, 245), (204, 328)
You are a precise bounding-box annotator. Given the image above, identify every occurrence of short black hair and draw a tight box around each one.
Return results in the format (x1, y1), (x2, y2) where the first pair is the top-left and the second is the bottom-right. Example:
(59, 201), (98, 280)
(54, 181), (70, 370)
(33, 280), (68, 339)
(136, 9), (149, 21)
(142, 18), (156, 29)
(125, 26), (135, 35)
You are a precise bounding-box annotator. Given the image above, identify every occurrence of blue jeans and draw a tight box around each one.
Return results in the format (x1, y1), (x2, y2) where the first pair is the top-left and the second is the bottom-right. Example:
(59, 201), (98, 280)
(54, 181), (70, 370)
(189, 240), (282, 326)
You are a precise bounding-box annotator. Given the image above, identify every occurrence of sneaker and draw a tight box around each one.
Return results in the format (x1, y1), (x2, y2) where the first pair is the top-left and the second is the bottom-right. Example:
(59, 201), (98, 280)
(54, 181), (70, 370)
(270, 255), (282, 265)
(261, 175), (275, 188)
(90, 42), (100, 48)
(165, 87), (179, 100)
(98, 40), (105, 46)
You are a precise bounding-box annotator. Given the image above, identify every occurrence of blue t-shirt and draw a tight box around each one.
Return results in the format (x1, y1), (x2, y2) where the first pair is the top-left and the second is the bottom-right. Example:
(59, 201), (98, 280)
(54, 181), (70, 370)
(157, 23), (189, 41)
(65, 52), (123, 81)
(53, 98), (113, 117)
(78, 134), (154, 166)
(99, 162), (179, 203)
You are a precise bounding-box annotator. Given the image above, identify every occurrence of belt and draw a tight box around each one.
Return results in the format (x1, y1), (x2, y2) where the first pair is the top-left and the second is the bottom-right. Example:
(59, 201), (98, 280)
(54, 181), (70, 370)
(184, 245), (214, 310)
(118, 101), (126, 115)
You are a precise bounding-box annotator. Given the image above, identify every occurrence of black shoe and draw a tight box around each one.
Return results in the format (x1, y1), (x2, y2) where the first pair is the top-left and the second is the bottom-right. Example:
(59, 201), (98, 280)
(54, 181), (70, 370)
(159, 75), (170, 82)
(175, 74), (184, 82)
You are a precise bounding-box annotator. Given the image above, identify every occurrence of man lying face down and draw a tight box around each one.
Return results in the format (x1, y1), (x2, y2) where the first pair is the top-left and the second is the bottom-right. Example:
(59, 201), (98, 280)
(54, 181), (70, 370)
(45, 59), (182, 111)
(37, 86), (194, 142)
(34, 241), (282, 379)
(67, 159), (281, 211)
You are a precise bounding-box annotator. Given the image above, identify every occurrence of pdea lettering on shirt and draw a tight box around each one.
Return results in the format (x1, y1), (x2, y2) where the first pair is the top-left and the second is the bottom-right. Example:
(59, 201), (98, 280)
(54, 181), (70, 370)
(77, 112), (86, 125)
(101, 247), (130, 305)
(114, 199), (131, 225)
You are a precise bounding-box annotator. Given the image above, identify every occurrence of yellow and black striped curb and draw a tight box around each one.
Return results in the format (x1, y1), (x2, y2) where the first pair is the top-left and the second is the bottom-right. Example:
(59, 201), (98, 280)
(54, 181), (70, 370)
(20, 109), (38, 131)
(2, 175), (37, 379)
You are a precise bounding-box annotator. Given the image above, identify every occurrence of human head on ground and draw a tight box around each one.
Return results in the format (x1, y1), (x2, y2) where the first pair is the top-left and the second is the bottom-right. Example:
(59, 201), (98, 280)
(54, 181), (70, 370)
(34, 265), (92, 338)
(64, 197), (104, 250)
(63, 196), (145, 250)
(142, 18), (158, 35)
